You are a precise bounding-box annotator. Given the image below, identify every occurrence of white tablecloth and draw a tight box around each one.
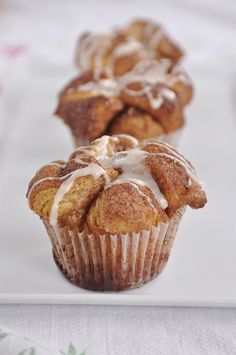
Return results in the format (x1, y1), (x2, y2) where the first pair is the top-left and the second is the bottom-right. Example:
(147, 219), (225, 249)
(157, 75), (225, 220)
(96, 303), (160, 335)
(1, 0), (236, 354)
(0, 305), (236, 355)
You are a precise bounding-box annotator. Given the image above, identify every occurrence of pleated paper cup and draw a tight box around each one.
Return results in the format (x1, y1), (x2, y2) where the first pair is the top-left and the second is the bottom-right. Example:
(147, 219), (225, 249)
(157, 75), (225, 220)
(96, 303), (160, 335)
(43, 207), (186, 291)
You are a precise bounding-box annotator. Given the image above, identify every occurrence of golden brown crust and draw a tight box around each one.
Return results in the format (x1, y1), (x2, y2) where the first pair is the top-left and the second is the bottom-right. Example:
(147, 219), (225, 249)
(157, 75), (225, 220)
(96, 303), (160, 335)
(75, 32), (111, 71)
(68, 19), (192, 144)
(56, 95), (124, 142)
(75, 31), (150, 76)
(55, 58), (192, 142)
(141, 142), (206, 215)
(55, 71), (124, 142)
(87, 183), (168, 234)
(27, 155), (118, 229)
(108, 108), (164, 139)
(27, 135), (207, 234)
(75, 19), (184, 77)
(110, 33), (150, 76)
(119, 82), (184, 133)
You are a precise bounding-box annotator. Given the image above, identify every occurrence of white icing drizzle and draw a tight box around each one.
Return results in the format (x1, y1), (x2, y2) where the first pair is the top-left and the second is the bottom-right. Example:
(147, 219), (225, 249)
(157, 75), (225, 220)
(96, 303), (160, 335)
(114, 134), (138, 147)
(145, 140), (195, 173)
(48, 162), (66, 168)
(144, 22), (163, 54)
(77, 33), (111, 71)
(170, 65), (191, 86)
(154, 152), (198, 183)
(28, 159), (99, 199)
(117, 60), (177, 109)
(77, 58), (178, 107)
(161, 88), (176, 101)
(106, 148), (168, 209)
(78, 78), (117, 97)
(27, 173), (72, 199)
(30, 135), (201, 227)
(119, 59), (172, 86)
(111, 37), (143, 60)
(143, 140), (199, 185)
(146, 89), (163, 109)
(49, 163), (109, 226)
(91, 135), (116, 162)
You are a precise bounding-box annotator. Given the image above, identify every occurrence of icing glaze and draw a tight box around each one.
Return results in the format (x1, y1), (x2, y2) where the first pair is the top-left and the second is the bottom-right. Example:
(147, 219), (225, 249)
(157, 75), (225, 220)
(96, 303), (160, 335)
(76, 53), (187, 110)
(77, 33), (111, 71)
(144, 22), (163, 54)
(111, 38), (143, 60)
(106, 148), (168, 209)
(143, 140), (199, 185)
(117, 60), (177, 109)
(113, 134), (138, 146)
(50, 162), (109, 226)
(29, 136), (200, 227)
(78, 78), (117, 97)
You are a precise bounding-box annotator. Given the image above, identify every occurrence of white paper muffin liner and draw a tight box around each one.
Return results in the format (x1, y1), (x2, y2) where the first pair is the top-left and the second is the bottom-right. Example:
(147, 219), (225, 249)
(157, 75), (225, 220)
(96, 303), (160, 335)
(43, 207), (186, 291)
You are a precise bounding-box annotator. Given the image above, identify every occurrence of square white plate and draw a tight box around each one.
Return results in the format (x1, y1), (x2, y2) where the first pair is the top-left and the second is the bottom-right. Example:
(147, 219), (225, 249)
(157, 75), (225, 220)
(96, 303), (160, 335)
(0, 57), (236, 307)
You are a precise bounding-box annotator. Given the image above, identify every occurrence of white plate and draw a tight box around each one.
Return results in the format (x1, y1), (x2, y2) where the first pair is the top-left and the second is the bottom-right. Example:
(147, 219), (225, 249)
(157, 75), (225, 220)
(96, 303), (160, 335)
(0, 57), (236, 307)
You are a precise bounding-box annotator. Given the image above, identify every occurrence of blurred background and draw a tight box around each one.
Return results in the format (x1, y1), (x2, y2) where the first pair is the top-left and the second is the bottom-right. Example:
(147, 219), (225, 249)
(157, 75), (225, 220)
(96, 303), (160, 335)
(1, 0), (235, 76)
(0, 0), (236, 154)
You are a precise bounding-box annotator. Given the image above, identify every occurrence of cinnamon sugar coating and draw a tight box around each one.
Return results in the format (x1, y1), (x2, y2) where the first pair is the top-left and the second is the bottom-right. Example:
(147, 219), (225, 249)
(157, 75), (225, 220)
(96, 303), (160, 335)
(75, 18), (184, 75)
(75, 31), (149, 76)
(141, 142), (206, 215)
(55, 59), (192, 143)
(55, 71), (124, 142)
(108, 108), (164, 140)
(119, 81), (184, 133)
(87, 183), (168, 234)
(27, 135), (207, 234)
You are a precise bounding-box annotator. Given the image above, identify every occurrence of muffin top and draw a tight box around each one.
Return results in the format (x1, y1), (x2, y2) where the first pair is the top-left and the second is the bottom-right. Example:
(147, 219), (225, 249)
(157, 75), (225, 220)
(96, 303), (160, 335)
(55, 59), (192, 142)
(75, 18), (184, 75)
(27, 135), (207, 234)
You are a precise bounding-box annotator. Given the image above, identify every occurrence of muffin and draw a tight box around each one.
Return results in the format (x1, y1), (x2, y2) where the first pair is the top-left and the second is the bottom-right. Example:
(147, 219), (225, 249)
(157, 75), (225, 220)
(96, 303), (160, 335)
(27, 135), (207, 291)
(75, 18), (183, 75)
(55, 59), (193, 147)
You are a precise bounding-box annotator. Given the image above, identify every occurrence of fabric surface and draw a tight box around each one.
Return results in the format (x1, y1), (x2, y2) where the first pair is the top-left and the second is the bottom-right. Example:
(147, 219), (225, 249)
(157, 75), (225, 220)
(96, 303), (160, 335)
(1, 1), (236, 354)
(0, 305), (236, 355)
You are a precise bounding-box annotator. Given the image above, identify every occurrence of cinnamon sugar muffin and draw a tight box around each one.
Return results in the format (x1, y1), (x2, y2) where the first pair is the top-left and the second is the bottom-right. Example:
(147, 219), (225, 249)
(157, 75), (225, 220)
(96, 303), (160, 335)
(75, 31), (149, 77)
(27, 135), (207, 291)
(75, 18), (183, 75)
(55, 59), (192, 147)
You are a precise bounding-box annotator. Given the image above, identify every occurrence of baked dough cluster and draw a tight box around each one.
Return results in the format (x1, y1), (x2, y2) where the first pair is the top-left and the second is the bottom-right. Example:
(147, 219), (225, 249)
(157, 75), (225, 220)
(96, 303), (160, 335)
(55, 58), (193, 145)
(27, 135), (206, 290)
(75, 19), (184, 75)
